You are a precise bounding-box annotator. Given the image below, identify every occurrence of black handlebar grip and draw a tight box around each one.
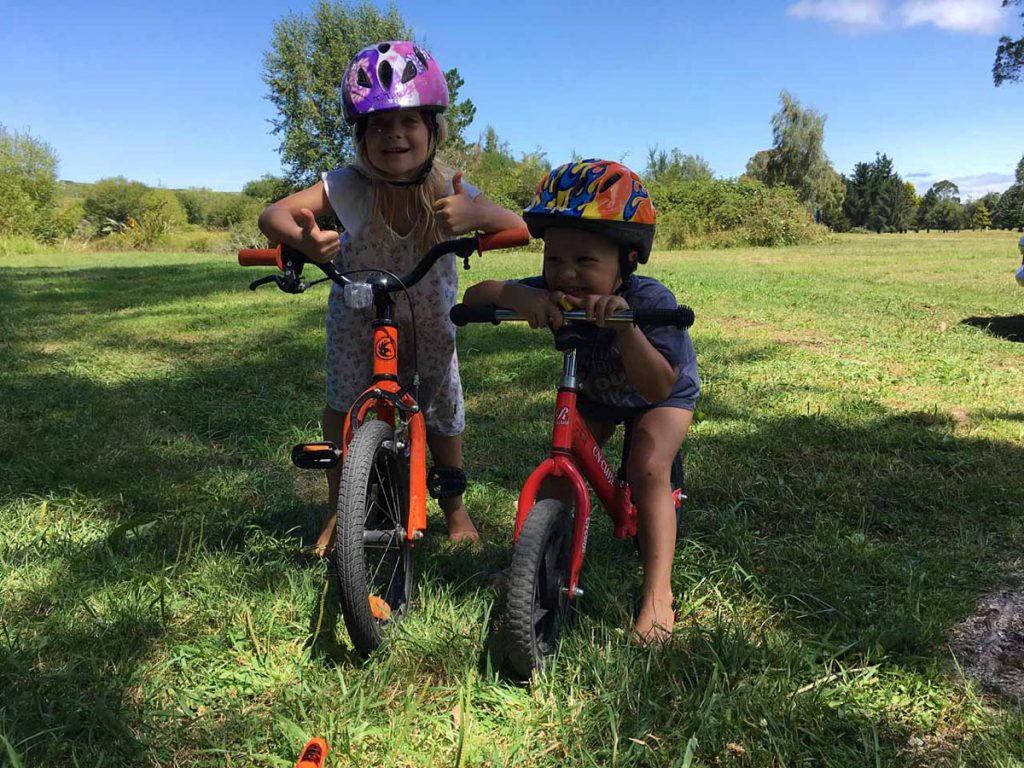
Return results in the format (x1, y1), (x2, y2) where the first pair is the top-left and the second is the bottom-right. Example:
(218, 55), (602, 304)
(632, 306), (695, 328)
(449, 303), (499, 326)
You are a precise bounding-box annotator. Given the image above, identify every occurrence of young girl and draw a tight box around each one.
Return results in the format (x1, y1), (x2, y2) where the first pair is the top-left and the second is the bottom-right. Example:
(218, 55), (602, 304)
(462, 159), (699, 644)
(259, 41), (524, 551)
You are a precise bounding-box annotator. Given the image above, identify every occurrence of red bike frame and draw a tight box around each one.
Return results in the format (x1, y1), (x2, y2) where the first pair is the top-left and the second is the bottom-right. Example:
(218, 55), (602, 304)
(514, 351), (638, 598)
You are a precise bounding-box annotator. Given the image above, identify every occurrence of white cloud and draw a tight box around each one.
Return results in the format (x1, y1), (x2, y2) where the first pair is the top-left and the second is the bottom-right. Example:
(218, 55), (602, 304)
(787, 0), (1008, 33)
(910, 172), (1015, 198)
(950, 172), (1016, 199)
(897, 0), (1004, 34)
(787, 0), (886, 27)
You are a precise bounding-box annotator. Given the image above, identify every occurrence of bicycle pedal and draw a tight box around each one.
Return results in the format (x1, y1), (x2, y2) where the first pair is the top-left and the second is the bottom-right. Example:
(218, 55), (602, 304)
(291, 442), (341, 470)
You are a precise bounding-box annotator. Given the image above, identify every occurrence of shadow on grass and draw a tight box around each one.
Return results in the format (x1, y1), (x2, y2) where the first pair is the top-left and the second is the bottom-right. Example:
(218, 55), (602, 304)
(961, 314), (1024, 342)
(3, 265), (1023, 763)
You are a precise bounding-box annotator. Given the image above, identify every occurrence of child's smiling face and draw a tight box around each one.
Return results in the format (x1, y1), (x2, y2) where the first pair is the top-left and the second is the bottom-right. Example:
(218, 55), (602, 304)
(542, 227), (631, 297)
(364, 108), (430, 178)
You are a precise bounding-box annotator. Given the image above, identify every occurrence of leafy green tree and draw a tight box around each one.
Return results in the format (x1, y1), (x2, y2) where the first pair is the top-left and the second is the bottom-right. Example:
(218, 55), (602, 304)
(916, 188), (938, 230)
(872, 176), (917, 232)
(931, 179), (961, 202)
(644, 147), (714, 183)
(263, 1), (475, 186)
(757, 90), (845, 221)
(993, 184), (1024, 229)
(972, 203), (992, 229)
(459, 126), (549, 212)
(744, 149), (772, 181)
(83, 177), (149, 233)
(0, 124), (59, 237)
(843, 153), (913, 231)
(994, 0), (1024, 85)
(242, 174), (295, 203)
(928, 198), (967, 231)
(1016, 153), (1024, 183)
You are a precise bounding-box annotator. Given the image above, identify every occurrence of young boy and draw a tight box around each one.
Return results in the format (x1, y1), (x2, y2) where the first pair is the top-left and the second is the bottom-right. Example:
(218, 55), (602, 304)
(462, 159), (699, 644)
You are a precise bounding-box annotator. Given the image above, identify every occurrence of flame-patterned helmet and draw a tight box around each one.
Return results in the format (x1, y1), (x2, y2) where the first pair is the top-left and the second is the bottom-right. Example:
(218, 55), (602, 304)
(341, 41), (449, 125)
(523, 159), (657, 269)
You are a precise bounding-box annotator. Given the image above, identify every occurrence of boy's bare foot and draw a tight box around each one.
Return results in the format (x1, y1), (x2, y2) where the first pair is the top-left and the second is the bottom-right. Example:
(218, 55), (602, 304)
(632, 592), (675, 646)
(313, 512), (337, 558)
(445, 505), (480, 542)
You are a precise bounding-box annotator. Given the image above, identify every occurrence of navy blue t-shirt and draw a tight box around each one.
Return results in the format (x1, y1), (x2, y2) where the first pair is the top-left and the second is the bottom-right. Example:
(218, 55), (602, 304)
(517, 274), (699, 415)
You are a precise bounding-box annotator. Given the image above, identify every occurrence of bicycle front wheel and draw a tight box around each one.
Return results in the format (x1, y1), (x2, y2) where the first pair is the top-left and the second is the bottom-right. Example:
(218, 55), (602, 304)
(334, 419), (413, 657)
(502, 499), (573, 679)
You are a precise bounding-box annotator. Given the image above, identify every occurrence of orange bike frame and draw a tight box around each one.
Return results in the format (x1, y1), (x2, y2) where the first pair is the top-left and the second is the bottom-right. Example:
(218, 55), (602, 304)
(341, 319), (428, 541)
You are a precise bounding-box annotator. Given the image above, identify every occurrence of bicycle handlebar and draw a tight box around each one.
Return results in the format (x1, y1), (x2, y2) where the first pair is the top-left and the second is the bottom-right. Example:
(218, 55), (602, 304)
(449, 303), (695, 328)
(237, 227), (531, 294)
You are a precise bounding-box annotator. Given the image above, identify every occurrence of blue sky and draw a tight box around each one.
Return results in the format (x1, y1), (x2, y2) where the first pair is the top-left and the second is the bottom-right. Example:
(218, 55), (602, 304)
(3, 0), (1022, 198)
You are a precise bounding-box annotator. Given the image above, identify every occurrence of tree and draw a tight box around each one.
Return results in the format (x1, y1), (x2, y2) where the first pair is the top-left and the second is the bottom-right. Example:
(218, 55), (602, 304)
(993, 184), (1024, 229)
(1016, 153), (1024, 183)
(644, 147), (714, 183)
(916, 188), (938, 230)
(0, 124), (59, 237)
(753, 91), (845, 224)
(263, 1), (475, 186)
(929, 198), (967, 231)
(972, 203), (992, 229)
(83, 177), (149, 233)
(994, 0), (1024, 85)
(843, 153), (914, 231)
(931, 179), (961, 202)
(242, 174), (295, 203)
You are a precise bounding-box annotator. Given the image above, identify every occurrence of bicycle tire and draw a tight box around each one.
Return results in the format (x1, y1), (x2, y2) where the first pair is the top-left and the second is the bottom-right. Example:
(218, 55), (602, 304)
(334, 419), (413, 657)
(502, 499), (573, 679)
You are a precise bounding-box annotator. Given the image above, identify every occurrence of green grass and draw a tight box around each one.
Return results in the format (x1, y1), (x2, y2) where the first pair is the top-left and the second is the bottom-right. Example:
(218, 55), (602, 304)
(2, 232), (1023, 766)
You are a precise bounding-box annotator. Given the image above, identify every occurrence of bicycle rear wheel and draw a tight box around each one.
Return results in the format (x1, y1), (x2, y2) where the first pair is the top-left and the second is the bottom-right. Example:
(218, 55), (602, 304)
(501, 499), (573, 679)
(334, 419), (413, 657)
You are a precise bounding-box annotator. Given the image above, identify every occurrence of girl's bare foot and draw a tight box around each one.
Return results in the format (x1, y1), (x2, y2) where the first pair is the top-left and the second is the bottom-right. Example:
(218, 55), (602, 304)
(445, 505), (480, 542)
(313, 512), (337, 558)
(632, 592), (675, 646)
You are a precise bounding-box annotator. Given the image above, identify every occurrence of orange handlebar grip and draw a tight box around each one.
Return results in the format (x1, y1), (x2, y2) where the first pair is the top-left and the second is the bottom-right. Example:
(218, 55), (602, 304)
(477, 227), (530, 252)
(294, 738), (328, 768)
(237, 247), (283, 269)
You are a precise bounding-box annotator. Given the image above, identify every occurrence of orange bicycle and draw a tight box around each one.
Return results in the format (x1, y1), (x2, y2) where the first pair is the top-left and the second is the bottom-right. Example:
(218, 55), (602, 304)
(239, 228), (529, 656)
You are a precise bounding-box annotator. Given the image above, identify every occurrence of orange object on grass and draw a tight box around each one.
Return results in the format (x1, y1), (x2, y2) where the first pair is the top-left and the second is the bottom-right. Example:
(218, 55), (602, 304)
(295, 737), (328, 768)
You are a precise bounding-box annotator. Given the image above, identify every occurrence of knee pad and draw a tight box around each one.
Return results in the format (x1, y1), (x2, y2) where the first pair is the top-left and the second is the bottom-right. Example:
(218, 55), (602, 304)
(427, 465), (467, 500)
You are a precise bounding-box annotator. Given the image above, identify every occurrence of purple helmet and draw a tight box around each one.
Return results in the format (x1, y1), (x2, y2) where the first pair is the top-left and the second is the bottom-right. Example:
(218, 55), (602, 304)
(341, 41), (449, 125)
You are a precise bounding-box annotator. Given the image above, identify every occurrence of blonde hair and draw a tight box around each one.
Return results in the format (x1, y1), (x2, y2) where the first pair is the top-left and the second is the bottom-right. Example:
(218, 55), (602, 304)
(355, 112), (453, 254)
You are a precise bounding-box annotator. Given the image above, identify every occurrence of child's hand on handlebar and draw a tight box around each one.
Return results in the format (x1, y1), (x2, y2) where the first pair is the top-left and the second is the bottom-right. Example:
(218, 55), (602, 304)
(297, 208), (341, 263)
(558, 293), (630, 329)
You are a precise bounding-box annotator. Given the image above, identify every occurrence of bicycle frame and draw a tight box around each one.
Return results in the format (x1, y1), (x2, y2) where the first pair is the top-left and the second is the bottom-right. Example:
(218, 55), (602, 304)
(515, 347), (638, 597)
(342, 314), (428, 542)
(239, 229), (531, 544)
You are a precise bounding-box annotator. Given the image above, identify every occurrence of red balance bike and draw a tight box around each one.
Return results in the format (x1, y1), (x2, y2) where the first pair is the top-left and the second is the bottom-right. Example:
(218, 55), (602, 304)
(238, 228), (529, 656)
(450, 303), (694, 678)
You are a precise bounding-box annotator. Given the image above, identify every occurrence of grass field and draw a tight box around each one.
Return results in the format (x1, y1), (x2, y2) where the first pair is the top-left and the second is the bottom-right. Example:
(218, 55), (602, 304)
(2, 231), (1023, 766)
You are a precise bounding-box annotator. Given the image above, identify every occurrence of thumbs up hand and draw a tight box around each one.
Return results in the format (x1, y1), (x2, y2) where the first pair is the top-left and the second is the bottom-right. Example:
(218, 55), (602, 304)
(432, 172), (478, 236)
(297, 208), (340, 263)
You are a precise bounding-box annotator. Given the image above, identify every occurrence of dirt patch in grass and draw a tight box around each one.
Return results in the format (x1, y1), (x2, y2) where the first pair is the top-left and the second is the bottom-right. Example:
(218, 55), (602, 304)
(951, 576), (1024, 701)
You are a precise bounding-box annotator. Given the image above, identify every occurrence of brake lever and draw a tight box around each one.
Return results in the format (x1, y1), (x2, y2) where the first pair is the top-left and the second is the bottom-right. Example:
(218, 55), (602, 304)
(249, 275), (278, 291)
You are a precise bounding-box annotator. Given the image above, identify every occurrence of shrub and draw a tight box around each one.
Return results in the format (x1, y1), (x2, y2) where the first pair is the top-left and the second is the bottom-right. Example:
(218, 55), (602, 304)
(648, 177), (825, 249)
(0, 125), (59, 239)
(83, 177), (149, 234)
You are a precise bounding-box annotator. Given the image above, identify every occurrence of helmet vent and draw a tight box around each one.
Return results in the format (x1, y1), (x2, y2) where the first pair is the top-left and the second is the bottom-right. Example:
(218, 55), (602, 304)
(356, 67), (372, 88)
(378, 60), (393, 90)
(413, 46), (428, 67)
(401, 59), (418, 84)
(377, 43), (391, 53)
(599, 173), (622, 193)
